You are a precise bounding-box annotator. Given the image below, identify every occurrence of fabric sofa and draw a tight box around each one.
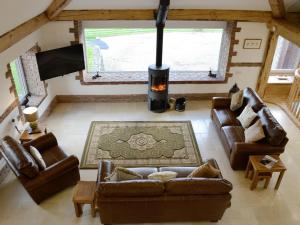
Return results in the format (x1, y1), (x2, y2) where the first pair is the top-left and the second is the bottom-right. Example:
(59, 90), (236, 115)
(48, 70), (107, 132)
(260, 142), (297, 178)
(0, 133), (80, 204)
(211, 87), (288, 170)
(96, 159), (232, 224)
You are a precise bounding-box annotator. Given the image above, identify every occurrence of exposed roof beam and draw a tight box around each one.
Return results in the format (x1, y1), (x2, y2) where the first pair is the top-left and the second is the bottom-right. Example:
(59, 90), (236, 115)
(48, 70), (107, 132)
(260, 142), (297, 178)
(271, 19), (300, 46)
(54, 9), (273, 22)
(0, 13), (49, 53)
(268, 0), (286, 18)
(46, 0), (72, 20)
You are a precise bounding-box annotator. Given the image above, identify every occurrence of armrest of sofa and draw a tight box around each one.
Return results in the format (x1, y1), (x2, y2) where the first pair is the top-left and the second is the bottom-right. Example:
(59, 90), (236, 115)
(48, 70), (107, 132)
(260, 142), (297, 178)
(212, 97), (231, 109)
(232, 142), (286, 155)
(97, 160), (114, 183)
(203, 158), (223, 179)
(230, 142), (285, 170)
(25, 155), (79, 190)
(23, 133), (58, 153)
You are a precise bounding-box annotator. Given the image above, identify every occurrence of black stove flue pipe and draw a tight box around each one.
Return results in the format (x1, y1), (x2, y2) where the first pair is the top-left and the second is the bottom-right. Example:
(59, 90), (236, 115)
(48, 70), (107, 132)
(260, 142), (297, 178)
(155, 0), (170, 67)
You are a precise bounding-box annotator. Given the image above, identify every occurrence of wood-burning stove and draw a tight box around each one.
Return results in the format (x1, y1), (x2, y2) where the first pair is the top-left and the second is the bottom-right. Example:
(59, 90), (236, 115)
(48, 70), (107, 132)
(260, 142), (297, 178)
(148, 0), (170, 113)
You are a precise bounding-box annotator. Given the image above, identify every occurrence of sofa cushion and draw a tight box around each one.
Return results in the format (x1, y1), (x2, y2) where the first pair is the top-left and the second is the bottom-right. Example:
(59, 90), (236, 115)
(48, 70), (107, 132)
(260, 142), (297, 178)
(129, 167), (158, 179)
(237, 104), (257, 128)
(245, 120), (266, 143)
(258, 108), (287, 146)
(242, 87), (266, 113)
(230, 90), (244, 111)
(165, 178), (233, 195)
(188, 163), (220, 178)
(221, 126), (245, 150)
(40, 146), (67, 167)
(1, 136), (39, 178)
(105, 167), (143, 181)
(159, 167), (196, 178)
(99, 180), (164, 197)
(212, 108), (240, 128)
(148, 171), (177, 182)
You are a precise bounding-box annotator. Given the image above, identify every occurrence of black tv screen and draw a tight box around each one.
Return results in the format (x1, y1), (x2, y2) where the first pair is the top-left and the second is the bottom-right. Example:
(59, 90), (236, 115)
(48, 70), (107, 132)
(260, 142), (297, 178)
(36, 44), (85, 81)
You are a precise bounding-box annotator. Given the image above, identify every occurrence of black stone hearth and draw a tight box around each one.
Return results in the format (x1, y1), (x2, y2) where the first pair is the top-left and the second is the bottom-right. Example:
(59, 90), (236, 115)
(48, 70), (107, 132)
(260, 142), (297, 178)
(148, 0), (170, 113)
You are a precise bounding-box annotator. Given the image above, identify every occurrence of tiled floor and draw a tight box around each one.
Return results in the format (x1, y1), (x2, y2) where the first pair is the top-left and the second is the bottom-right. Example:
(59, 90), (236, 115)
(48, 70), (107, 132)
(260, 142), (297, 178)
(0, 100), (300, 225)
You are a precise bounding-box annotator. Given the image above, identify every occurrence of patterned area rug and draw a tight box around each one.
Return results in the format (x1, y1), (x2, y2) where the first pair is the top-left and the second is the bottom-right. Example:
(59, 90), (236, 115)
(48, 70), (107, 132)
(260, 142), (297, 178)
(81, 121), (202, 168)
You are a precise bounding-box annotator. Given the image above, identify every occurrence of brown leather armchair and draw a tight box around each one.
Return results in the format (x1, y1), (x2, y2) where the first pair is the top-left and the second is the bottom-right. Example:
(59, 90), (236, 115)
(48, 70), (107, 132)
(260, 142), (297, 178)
(0, 133), (80, 204)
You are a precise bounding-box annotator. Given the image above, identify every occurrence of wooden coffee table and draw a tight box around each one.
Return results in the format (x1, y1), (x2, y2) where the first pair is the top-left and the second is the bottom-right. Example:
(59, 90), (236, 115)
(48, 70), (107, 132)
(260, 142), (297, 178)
(245, 155), (286, 190)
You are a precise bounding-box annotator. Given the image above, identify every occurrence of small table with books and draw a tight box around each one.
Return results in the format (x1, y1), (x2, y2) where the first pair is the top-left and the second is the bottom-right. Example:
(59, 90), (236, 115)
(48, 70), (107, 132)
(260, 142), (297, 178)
(245, 155), (286, 190)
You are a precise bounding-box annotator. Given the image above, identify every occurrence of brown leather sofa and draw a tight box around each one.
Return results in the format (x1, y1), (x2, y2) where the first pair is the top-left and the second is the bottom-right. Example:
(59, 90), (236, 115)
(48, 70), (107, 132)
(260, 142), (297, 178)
(211, 87), (288, 170)
(0, 133), (80, 204)
(96, 159), (232, 224)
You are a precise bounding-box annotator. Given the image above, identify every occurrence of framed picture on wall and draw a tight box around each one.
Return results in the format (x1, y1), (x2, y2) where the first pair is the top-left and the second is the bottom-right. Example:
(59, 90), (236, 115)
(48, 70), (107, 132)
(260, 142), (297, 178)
(243, 39), (262, 49)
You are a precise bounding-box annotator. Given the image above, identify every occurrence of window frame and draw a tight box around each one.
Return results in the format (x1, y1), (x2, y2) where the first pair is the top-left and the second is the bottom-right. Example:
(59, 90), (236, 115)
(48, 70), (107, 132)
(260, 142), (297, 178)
(81, 21), (228, 83)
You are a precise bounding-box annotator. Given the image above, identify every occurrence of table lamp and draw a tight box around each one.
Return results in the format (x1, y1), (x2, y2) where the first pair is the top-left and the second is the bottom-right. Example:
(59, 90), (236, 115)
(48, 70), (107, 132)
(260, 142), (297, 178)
(23, 107), (40, 134)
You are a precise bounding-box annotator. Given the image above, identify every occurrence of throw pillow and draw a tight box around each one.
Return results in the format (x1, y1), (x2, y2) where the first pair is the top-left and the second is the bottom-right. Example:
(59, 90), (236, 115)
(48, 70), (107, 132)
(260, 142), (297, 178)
(148, 171), (177, 182)
(188, 163), (220, 178)
(230, 90), (244, 111)
(245, 120), (266, 143)
(237, 104), (257, 128)
(105, 167), (143, 181)
(29, 146), (47, 170)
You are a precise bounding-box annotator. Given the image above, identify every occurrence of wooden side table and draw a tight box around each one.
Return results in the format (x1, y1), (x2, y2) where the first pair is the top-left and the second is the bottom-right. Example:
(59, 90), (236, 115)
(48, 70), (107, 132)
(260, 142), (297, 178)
(19, 127), (46, 144)
(245, 155), (286, 190)
(72, 181), (97, 217)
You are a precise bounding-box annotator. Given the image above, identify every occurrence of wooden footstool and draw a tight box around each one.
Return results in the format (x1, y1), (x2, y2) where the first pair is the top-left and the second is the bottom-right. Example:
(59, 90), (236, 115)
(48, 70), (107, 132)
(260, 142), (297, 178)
(73, 181), (97, 217)
(245, 155), (286, 190)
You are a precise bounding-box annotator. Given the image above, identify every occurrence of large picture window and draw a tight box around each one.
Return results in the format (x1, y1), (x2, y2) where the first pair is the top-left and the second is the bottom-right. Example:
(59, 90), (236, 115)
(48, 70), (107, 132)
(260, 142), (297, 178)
(81, 21), (228, 83)
(84, 28), (223, 73)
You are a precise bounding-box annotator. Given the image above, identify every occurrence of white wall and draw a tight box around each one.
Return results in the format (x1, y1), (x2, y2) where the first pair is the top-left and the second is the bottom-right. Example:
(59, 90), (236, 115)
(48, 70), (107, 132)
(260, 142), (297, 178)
(40, 21), (269, 95)
(0, 0), (51, 35)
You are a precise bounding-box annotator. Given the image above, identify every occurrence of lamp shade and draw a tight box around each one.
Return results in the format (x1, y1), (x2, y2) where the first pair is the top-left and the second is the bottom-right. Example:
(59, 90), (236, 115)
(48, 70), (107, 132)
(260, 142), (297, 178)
(23, 107), (38, 122)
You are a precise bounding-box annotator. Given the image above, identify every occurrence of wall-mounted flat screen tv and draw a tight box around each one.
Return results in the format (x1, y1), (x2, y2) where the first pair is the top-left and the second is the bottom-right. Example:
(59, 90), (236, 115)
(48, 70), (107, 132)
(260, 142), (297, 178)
(36, 44), (85, 81)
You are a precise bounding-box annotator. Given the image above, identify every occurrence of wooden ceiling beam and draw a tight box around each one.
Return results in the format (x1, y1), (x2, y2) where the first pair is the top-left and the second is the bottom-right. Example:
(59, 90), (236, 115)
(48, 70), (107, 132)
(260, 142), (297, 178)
(54, 9), (273, 22)
(0, 13), (49, 53)
(271, 19), (300, 47)
(268, 0), (286, 18)
(46, 0), (72, 20)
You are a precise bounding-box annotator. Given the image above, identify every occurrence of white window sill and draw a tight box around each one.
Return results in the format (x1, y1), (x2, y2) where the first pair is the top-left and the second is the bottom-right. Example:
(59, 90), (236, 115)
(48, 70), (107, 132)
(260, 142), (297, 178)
(82, 71), (225, 84)
(268, 75), (294, 84)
